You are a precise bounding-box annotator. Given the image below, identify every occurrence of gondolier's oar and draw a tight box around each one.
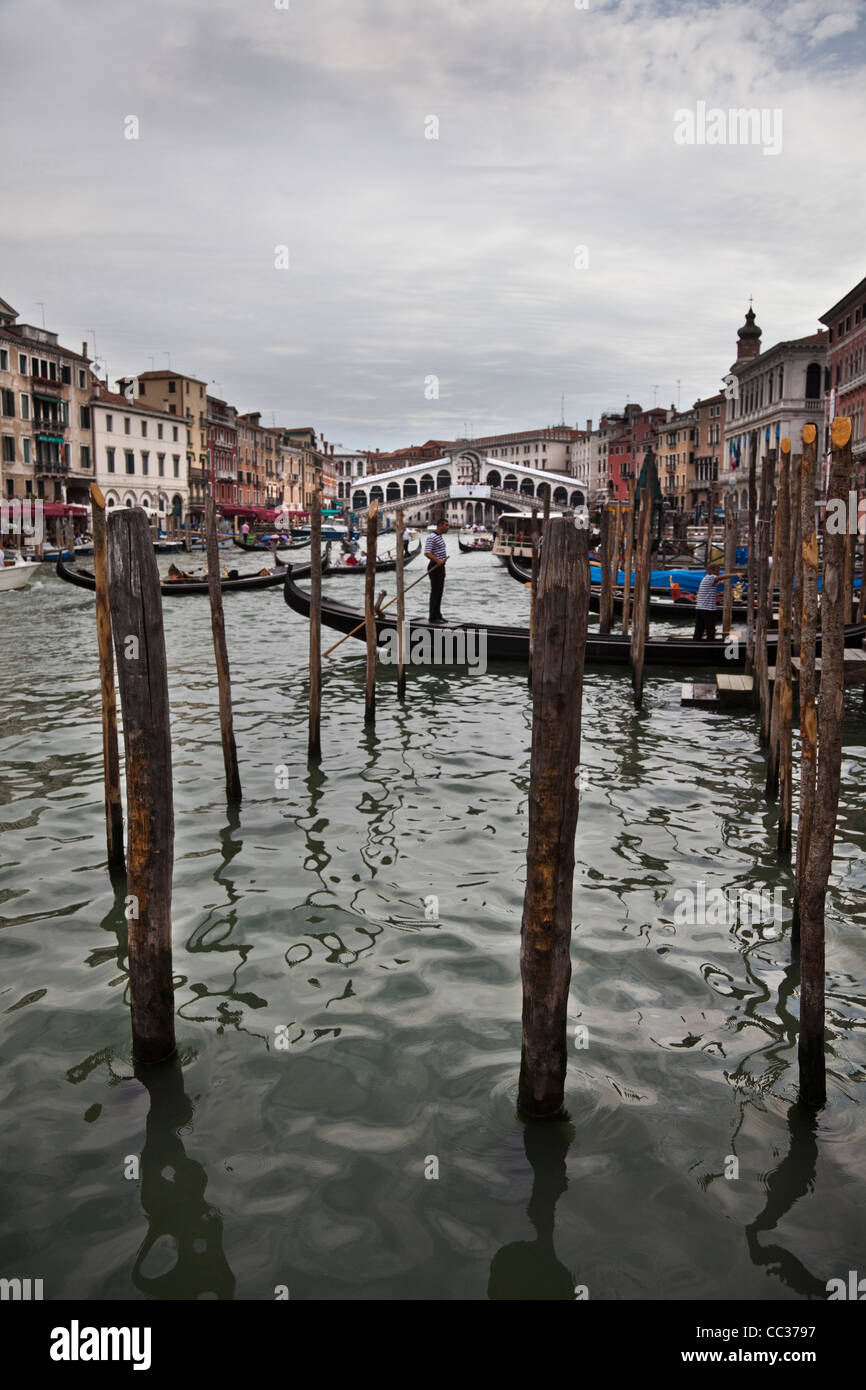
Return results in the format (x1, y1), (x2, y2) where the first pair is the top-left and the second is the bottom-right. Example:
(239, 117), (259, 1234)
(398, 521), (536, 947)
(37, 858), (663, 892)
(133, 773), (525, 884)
(322, 566), (432, 658)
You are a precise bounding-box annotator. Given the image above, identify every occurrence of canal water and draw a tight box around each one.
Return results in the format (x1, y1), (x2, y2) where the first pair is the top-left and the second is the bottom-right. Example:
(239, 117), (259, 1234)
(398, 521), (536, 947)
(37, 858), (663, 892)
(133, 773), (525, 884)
(1, 536), (864, 1301)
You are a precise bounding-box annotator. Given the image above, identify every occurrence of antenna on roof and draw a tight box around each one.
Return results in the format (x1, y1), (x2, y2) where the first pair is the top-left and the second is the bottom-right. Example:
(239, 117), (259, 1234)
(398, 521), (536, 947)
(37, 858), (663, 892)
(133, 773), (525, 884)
(560, 392), (565, 426)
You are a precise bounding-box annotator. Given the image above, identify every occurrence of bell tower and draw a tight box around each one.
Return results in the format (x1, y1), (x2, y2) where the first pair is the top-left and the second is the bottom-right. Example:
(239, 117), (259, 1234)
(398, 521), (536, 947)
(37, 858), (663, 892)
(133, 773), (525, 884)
(736, 302), (762, 360)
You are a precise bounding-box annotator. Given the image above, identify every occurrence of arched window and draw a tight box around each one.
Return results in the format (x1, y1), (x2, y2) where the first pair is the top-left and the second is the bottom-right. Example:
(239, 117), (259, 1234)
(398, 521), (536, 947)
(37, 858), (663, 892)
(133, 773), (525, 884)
(436, 469), (451, 491)
(503, 474), (518, 492)
(519, 477), (535, 496)
(352, 490), (368, 510)
(370, 485), (384, 503)
(419, 473), (434, 494)
(486, 469), (501, 488)
(386, 482), (401, 502)
(570, 490), (584, 508)
(403, 478), (418, 498)
(553, 487), (568, 504)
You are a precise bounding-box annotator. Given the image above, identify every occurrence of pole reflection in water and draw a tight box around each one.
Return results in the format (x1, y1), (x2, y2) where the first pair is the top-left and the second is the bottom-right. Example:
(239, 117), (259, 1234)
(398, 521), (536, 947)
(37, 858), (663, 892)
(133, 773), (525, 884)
(488, 1117), (576, 1300)
(745, 1103), (824, 1298)
(132, 1055), (235, 1300)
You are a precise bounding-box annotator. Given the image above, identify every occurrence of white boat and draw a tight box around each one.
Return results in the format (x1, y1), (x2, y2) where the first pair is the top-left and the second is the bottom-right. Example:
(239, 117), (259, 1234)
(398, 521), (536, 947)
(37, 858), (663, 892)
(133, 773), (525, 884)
(0, 556), (40, 591)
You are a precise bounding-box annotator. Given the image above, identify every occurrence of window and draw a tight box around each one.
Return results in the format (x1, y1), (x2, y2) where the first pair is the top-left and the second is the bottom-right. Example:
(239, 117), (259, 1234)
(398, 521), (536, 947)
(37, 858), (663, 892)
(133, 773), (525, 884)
(173, 455), (180, 478)
(185, 382), (189, 394)
(157, 423), (163, 440)
(2, 389), (14, 416)
(49, 361), (57, 381)
(18, 354), (27, 373)
(106, 414), (113, 432)
(172, 426), (178, 441)
(125, 450), (135, 474)
(0, 349), (6, 370)
(124, 417), (131, 434)
(158, 453), (165, 476)
(199, 385), (203, 398)
(168, 380), (176, 393)
(107, 447), (116, 473)
(141, 420), (148, 437)
(80, 445), (91, 469)
(80, 405), (91, 428)
(141, 451), (149, 474)
(78, 369), (86, 389)
(61, 364), (71, 384)
(2, 435), (14, 462)
(22, 438), (30, 464)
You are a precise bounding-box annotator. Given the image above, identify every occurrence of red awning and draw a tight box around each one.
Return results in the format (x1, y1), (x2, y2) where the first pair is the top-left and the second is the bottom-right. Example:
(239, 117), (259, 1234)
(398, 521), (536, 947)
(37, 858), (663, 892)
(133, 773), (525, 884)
(41, 503), (89, 518)
(217, 503), (278, 520)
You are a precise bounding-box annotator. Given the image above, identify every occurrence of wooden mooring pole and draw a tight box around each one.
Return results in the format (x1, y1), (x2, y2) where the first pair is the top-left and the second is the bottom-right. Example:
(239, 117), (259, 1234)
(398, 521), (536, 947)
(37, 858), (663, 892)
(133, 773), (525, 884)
(630, 453), (656, 708)
(107, 507), (175, 1065)
(745, 433), (758, 677)
(364, 501), (379, 725)
(529, 505), (540, 688)
(308, 489), (323, 756)
(797, 418), (853, 1109)
(90, 484), (125, 870)
(599, 503), (613, 635)
(205, 497), (241, 800)
(722, 490), (735, 634)
(621, 480), (635, 638)
(766, 440), (792, 833)
(518, 517), (589, 1117)
(754, 447), (775, 739)
(395, 506), (406, 703)
(796, 424), (819, 910)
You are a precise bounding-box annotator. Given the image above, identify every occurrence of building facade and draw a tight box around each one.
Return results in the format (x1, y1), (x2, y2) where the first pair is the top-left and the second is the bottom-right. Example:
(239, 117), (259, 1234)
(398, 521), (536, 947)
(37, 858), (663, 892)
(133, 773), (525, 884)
(135, 370), (209, 513)
(207, 396), (238, 507)
(91, 386), (188, 522)
(819, 274), (866, 490)
(720, 307), (828, 509)
(0, 300), (93, 507)
(691, 392), (725, 518)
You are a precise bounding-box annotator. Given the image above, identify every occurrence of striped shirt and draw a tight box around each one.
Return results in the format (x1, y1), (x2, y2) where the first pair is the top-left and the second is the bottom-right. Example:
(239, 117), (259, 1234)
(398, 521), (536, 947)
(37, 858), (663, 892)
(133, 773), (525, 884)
(424, 532), (447, 563)
(696, 573), (720, 611)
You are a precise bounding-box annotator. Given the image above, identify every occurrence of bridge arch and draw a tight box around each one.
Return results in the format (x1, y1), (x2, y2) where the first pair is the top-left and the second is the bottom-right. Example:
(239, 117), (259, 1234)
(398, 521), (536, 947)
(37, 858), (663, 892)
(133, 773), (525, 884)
(436, 468), (452, 491)
(386, 481), (401, 503)
(352, 489), (368, 509)
(403, 477), (418, 498)
(502, 473), (519, 492)
(419, 473), (435, 494)
(370, 485), (384, 504)
(486, 468), (501, 488)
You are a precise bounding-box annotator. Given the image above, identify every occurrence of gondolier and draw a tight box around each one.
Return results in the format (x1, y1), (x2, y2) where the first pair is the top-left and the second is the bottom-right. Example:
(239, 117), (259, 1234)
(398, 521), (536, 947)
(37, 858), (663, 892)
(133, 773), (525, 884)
(424, 519), (449, 622)
(693, 560), (739, 640)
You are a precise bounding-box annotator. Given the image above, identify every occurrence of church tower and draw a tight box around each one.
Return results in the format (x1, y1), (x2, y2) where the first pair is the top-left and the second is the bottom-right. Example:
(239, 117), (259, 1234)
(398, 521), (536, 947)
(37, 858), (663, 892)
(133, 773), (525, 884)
(736, 304), (762, 360)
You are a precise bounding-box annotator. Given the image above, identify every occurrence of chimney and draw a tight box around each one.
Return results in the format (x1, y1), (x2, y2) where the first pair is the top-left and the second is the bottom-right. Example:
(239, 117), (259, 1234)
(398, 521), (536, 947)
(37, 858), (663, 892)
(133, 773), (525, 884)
(82, 341), (88, 359)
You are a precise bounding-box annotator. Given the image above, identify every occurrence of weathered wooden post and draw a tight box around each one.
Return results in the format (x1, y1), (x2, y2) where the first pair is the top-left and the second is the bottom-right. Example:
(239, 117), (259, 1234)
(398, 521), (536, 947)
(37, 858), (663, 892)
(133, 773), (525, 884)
(754, 447), (775, 738)
(798, 418), (853, 1109)
(529, 505), (540, 688)
(308, 489), (323, 756)
(518, 516), (589, 1117)
(612, 501), (623, 619)
(90, 484), (125, 869)
(364, 501), (379, 725)
(745, 433), (758, 677)
(107, 507), (175, 1065)
(630, 453), (656, 708)
(791, 451), (803, 654)
(621, 480), (635, 638)
(723, 490), (735, 634)
(204, 497), (241, 800)
(797, 425), (820, 908)
(598, 504), (613, 634)
(767, 440), (792, 836)
(705, 483), (715, 563)
(395, 506), (406, 703)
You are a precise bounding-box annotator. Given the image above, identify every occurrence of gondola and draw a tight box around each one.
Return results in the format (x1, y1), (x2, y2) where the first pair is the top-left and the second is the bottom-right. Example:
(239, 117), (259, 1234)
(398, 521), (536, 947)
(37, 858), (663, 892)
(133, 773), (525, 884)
(458, 535), (494, 553)
(233, 535), (292, 553)
(504, 552), (754, 621)
(322, 541), (422, 575)
(282, 565), (866, 668)
(56, 556), (288, 596)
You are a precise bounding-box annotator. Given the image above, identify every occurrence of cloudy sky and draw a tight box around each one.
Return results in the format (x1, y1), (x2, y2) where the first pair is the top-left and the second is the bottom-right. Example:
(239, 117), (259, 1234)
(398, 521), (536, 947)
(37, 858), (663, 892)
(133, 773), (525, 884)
(2, 0), (864, 450)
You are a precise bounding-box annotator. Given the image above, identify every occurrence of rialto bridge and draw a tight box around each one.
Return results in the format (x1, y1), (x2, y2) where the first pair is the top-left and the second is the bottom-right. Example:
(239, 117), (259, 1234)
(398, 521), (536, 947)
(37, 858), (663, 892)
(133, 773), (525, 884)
(342, 449), (587, 526)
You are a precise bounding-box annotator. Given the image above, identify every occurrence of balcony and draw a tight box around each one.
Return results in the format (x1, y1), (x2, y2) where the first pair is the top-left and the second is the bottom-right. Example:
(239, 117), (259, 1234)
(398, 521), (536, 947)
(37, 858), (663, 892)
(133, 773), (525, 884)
(35, 458), (69, 476)
(30, 372), (67, 391)
(33, 419), (68, 436)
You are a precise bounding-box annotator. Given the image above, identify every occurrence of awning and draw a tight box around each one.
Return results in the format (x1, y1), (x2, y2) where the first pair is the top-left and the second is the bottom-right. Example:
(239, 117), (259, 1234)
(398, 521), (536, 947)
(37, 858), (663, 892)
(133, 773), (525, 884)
(42, 503), (89, 518)
(36, 433), (66, 443)
(217, 504), (278, 520)
(33, 391), (64, 402)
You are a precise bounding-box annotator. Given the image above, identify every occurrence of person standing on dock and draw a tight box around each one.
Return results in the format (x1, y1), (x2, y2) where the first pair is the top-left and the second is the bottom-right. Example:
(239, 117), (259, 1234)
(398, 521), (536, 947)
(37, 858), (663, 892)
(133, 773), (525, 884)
(424, 519), (450, 622)
(693, 560), (738, 640)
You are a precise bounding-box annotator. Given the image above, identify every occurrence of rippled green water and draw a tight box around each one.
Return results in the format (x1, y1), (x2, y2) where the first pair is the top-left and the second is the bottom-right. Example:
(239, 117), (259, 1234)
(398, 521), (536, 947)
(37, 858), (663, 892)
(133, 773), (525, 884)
(1, 540), (865, 1301)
